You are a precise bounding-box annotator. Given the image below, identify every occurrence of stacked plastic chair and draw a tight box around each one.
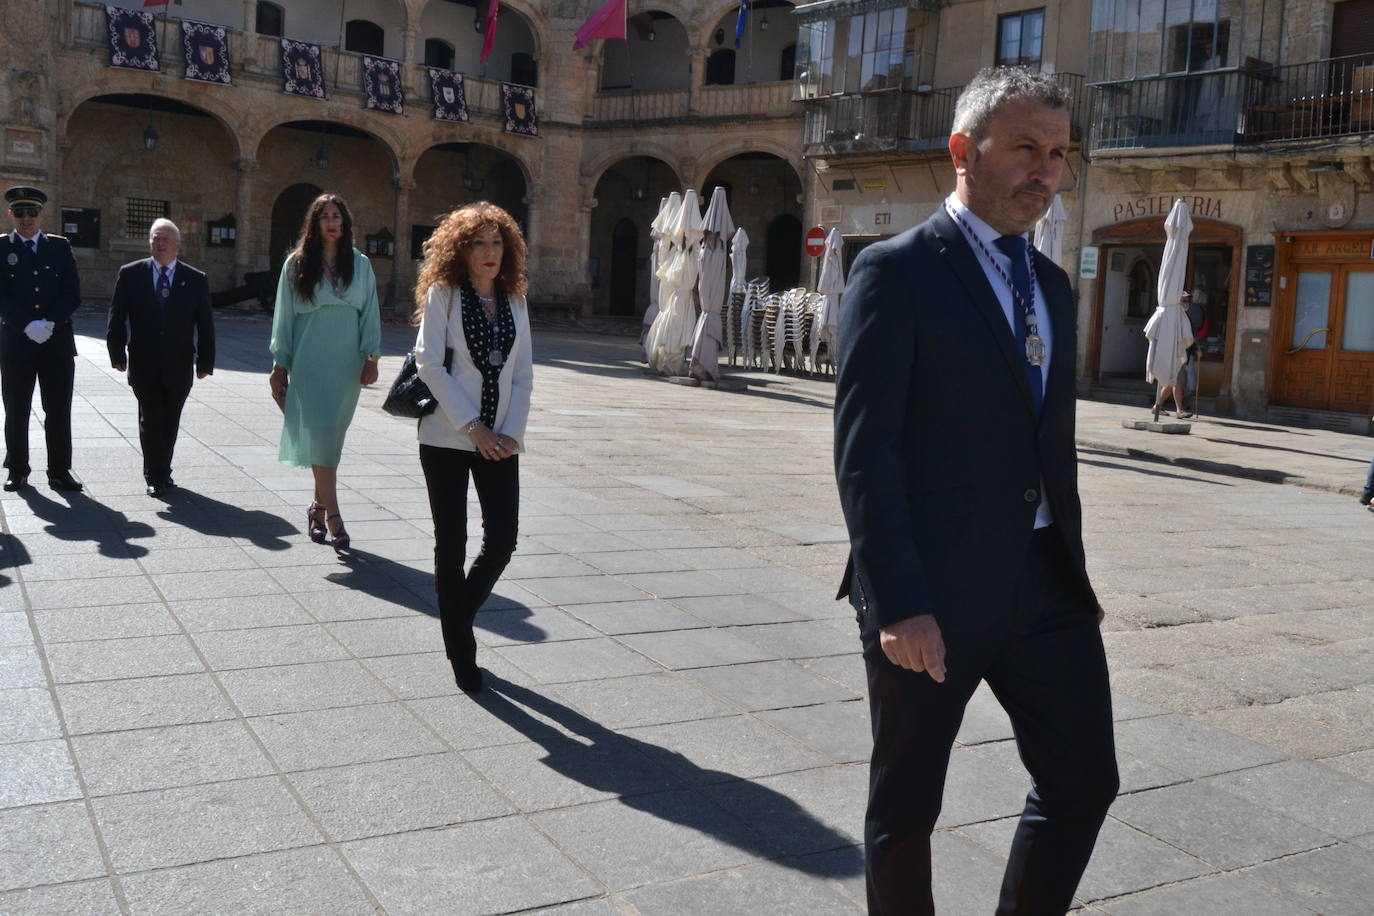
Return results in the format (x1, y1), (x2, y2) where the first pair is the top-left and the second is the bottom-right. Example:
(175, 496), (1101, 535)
(740, 277), (771, 369)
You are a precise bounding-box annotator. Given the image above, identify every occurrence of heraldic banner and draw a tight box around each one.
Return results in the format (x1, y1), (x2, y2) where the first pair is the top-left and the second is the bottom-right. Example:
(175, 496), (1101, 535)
(502, 83), (538, 137)
(182, 21), (231, 85)
(363, 56), (404, 114)
(106, 5), (159, 72)
(282, 39), (325, 99)
(429, 70), (469, 123)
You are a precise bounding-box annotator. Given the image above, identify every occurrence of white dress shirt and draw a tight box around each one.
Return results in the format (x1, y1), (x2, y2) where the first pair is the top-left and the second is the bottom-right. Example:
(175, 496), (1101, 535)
(945, 194), (1054, 529)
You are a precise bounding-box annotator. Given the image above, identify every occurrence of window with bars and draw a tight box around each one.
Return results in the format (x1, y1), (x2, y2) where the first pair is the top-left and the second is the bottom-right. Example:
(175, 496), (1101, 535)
(125, 197), (169, 238)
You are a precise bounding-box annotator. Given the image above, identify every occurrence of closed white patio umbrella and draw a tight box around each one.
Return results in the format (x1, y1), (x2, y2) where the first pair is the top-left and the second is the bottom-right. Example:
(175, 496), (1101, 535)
(815, 227), (845, 364)
(642, 193), (679, 362)
(647, 189), (702, 375)
(1144, 199), (1195, 420)
(1033, 194), (1067, 268)
(690, 186), (735, 382)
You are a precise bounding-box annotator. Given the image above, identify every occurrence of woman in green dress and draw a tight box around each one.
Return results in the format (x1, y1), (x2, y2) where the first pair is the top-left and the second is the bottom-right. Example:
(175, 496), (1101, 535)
(268, 194), (381, 551)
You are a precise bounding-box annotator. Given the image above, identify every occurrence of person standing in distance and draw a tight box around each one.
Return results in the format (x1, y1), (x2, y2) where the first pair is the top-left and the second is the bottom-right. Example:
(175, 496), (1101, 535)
(106, 218), (215, 496)
(1, 187), (82, 492)
(833, 68), (1118, 915)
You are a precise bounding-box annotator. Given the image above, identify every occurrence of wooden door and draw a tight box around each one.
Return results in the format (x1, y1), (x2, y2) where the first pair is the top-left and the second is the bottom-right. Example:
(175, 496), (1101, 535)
(1275, 265), (1374, 411)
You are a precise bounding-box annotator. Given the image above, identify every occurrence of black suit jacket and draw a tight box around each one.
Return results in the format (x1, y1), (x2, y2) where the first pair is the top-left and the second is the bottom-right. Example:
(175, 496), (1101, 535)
(106, 258), (215, 388)
(833, 206), (1099, 638)
(0, 232), (81, 358)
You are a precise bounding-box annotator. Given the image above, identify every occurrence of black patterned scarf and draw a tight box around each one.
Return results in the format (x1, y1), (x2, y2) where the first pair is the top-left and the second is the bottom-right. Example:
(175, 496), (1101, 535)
(459, 280), (515, 428)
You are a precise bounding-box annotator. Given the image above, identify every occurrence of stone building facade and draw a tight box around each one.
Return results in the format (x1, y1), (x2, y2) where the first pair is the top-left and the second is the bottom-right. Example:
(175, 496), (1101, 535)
(1, 0), (806, 318)
(793, 0), (1374, 424)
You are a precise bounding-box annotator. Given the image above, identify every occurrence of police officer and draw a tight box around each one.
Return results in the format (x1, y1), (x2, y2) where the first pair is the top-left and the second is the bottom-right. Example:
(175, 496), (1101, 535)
(1, 187), (82, 492)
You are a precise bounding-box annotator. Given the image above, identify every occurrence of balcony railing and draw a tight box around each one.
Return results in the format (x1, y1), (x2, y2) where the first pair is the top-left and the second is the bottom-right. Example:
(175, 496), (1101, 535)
(698, 81), (797, 119)
(803, 72), (1087, 158)
(70, 1), (506, 114)
(586, 81), (797, 124)
(1238, 53), (1374, 142)
(588, 89), (691, 123)
(1089, 53), (1374, 150)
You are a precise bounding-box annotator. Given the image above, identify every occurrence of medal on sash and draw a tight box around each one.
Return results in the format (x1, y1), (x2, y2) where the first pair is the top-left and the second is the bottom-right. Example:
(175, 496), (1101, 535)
(488, 350), (504, 367)
(947, 204), (1046, 368)
(6, 253), (16, 266)
(160, 286), (170, 298)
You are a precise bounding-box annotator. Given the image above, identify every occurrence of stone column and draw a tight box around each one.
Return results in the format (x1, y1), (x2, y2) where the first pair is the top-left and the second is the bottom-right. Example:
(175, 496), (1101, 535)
(688, 45), (707, 116)
(233, 157), (258, 285)
(240, 0), (259, 71)
(576, 192), (596, 315)
(389, 176), (416, 315)
(401, 26), (418, 97)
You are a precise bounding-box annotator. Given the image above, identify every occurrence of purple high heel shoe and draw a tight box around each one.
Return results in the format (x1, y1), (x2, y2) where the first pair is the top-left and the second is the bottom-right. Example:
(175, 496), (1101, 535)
(306, 502), (327, 544)
(327, 514), (350, 552)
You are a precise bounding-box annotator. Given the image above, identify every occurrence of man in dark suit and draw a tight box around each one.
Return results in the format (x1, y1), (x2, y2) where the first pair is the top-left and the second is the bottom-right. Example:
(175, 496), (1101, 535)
(834, 68), (1118, 915)
(107, 218), (215, 496)
(1, 186), (83, 492)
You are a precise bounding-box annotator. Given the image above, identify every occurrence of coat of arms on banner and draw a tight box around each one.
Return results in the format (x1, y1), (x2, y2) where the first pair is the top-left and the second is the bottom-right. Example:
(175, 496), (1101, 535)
(106, 5), (159, 72)
(281, 39), (325, 99)
(502, 83), (538, 137)
(362, 56), (404, 114)
(429, 70), (469, 123)
(182, 21), (230, 85)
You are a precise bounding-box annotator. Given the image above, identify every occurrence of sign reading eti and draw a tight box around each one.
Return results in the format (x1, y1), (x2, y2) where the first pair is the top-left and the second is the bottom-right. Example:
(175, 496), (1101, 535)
(1113, 195), (1224, 222)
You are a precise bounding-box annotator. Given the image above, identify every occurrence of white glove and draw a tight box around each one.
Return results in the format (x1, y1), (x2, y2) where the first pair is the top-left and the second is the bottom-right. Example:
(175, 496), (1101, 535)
(23, 320), (54, 344)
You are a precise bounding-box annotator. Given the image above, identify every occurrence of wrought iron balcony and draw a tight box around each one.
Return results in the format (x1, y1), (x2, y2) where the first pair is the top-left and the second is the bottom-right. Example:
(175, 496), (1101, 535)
(1088, 53), (1374, 151)
(802, 72), (1086, 159)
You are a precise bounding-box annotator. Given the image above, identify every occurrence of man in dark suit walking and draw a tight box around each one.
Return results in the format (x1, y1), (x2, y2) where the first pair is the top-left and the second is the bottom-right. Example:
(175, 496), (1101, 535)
(1, 186), (83, 492)
(107, 218), (215, 497)
(834, 68), (1118, 915)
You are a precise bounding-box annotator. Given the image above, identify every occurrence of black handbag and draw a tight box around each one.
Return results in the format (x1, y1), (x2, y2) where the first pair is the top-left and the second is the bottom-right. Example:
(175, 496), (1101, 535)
(382, 349), (448, 418)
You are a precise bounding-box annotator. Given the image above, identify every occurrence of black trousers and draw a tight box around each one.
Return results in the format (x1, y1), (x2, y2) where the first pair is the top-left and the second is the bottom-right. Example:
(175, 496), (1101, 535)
(1, 335), (74, 476)
(133, 372), (192, 484)
(861, 528), (1119, 916)
(419, 444), (519, 666)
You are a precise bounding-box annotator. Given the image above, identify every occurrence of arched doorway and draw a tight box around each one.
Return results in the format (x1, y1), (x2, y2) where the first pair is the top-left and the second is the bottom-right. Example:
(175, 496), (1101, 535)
(701, 151), (803, 290)
(610, 218), (639, 316)
(766, 214), (803, 290)
(601, 12), (690, 91)
(411, 142), (531, 266)
(706, 2), (797, 84)
(588, 155), (680, 316)
(270, 182), (322, 289)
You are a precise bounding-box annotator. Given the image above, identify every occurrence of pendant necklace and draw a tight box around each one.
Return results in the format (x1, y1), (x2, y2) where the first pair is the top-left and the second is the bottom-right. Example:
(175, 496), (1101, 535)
(946, 204), (1045, 367)
(479, 290), (504, 368)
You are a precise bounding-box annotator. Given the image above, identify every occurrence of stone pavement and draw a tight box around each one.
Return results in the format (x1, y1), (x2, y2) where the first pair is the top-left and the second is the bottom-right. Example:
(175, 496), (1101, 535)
(1, 308), (1372, 914)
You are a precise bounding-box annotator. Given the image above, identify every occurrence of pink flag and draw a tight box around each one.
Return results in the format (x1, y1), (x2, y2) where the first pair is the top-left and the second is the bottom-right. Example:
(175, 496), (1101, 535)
(479, 0), (500, 64)
(143, 0), (170, 6)
(573, 0), (627, 51)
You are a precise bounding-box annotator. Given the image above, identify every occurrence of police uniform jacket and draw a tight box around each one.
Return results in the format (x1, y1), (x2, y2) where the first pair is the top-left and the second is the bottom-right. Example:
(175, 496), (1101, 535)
(0, 231), (81, 357)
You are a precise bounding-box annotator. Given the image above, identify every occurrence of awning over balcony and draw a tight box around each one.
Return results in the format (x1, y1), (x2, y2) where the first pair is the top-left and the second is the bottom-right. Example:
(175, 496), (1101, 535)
(794, 0), (933, 25)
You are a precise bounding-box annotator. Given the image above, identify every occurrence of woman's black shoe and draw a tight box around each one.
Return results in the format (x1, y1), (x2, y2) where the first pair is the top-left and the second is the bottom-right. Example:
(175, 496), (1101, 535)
(452, 659), (484, 693)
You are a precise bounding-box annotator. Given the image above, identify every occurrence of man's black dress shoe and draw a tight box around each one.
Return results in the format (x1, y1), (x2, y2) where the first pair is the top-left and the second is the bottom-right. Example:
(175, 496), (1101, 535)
(48, 472), (83, 492)
(146, 482), (166, 497)
(3, 475), (28, 492)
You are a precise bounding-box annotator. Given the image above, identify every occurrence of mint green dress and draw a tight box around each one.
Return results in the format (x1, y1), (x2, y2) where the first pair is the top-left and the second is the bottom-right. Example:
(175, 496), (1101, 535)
(269, 250), (382, 468)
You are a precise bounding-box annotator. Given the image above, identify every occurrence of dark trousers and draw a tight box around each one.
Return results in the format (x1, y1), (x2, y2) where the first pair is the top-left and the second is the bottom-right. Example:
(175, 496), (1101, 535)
(1363, 456), (1374, 503)
(419, 444), (519, 667)
(1, 341), (74, 476)
(133, 373), (192, 484)
(861, 528), (1119, 916)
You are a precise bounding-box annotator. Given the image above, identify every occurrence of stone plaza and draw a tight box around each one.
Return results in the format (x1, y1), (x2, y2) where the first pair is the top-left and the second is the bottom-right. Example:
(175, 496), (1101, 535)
(2, 310), (1373, 914)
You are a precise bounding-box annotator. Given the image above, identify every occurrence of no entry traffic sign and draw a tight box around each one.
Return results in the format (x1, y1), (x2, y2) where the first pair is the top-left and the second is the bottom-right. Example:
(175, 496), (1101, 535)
(805, 226), (827, 257)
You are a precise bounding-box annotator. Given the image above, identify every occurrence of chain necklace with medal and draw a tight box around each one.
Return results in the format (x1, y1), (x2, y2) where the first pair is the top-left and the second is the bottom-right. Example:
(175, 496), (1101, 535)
(321, 257), (340, 294)
(478, 292), (504, 368)
(946, 204), (1046, 368)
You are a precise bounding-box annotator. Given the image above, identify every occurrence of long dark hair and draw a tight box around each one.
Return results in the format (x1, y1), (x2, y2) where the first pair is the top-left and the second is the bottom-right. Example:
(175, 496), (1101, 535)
(291, 193), (355, 302)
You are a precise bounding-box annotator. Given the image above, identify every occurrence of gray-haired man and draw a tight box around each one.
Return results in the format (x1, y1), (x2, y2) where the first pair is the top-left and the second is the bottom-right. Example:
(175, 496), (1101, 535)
(834, 68), (1118, 914)
(107, 219), (215, 496)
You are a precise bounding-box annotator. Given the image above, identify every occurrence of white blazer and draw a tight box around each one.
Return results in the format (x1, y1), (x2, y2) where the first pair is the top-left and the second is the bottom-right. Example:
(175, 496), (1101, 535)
(415, 282), (533, 452)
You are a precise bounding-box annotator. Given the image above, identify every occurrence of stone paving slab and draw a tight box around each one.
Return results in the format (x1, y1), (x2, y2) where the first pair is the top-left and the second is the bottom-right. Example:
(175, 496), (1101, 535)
(3, 314), (1374, 913)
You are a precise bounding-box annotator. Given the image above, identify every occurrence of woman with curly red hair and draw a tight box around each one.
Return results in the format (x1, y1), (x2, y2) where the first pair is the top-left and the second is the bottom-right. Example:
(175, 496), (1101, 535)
(413, 202), (533, 693)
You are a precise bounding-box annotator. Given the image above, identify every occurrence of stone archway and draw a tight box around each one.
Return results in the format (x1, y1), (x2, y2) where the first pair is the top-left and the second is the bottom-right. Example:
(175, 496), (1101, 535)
(588, 155), (683, 316)
(269, 182), (323, 288)
(700, 152), (803, 290)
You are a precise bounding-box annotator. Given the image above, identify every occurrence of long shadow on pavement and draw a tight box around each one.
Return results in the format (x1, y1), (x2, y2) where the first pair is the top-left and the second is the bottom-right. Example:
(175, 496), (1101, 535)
(479, 675), (865, 879)
(15, 487), (154, 558)
(155, 488), (296, 550)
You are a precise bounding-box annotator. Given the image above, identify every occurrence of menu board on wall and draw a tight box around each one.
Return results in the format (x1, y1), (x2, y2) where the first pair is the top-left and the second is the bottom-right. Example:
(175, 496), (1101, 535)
(1244, 244), (1274, 308)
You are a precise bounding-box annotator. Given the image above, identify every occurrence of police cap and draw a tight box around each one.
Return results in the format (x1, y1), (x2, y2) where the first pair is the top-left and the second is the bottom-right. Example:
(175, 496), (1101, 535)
(4, 187), (46, 210)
